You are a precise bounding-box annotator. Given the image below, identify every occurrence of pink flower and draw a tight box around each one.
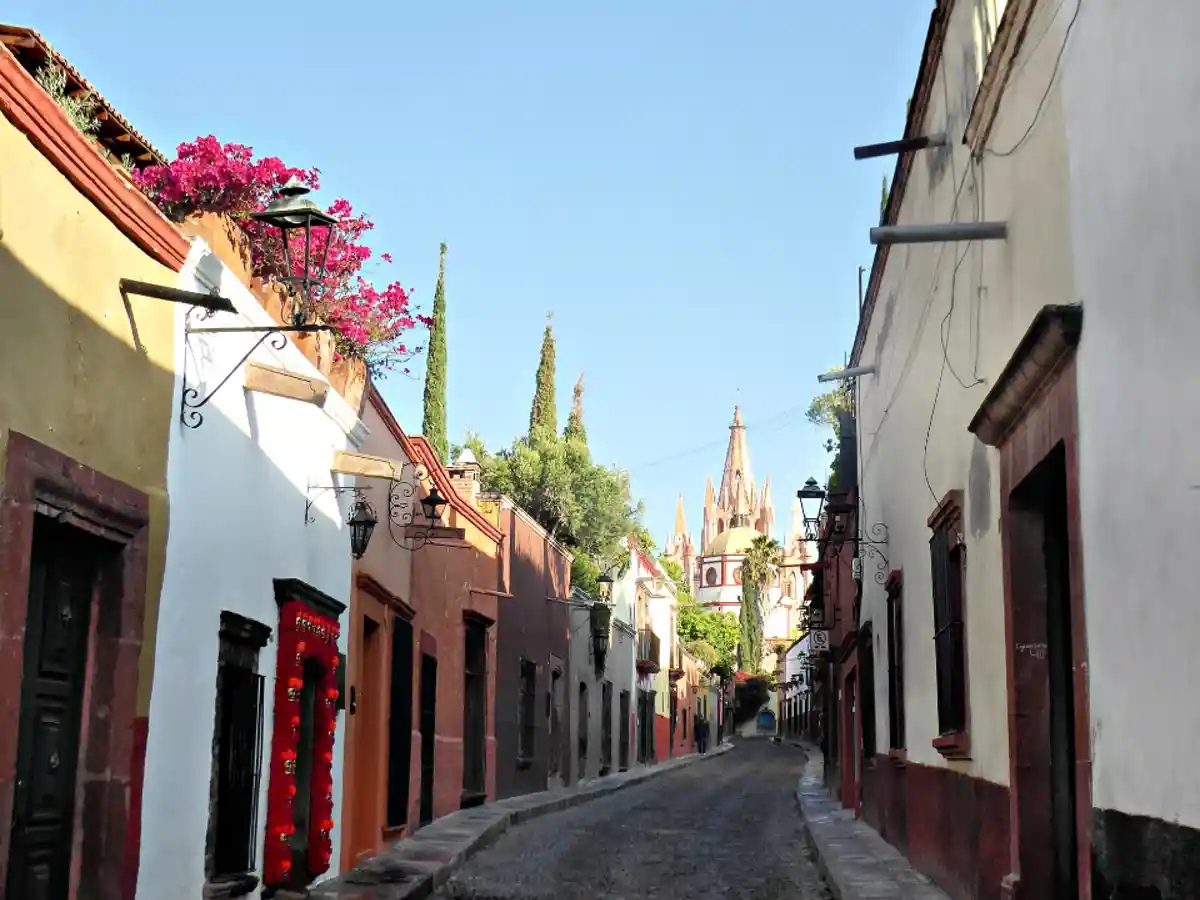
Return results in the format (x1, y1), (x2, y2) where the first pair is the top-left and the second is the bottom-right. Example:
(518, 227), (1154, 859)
(134, 136), (424, 378)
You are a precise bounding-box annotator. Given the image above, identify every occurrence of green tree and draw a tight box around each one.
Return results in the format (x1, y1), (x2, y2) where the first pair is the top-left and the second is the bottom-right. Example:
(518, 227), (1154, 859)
(529, 313), (557, 440)
(462, 322), (650, 592)
(564, 373), (586, 442)
(421, 242), (448, 463)
(739, 534), (782, 672)
(806, 367), (853, 488)
(676, 594), (738, 674)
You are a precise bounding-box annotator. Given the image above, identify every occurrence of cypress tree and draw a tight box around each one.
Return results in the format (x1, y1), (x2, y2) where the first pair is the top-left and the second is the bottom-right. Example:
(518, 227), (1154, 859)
(528, 312), (557, 441)
(564, 373), (586, 444)
(422, 243), (449, 463)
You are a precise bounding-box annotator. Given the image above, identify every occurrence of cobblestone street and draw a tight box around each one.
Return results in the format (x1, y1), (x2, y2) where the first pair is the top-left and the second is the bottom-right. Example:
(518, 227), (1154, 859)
(438, 740), (831, 900)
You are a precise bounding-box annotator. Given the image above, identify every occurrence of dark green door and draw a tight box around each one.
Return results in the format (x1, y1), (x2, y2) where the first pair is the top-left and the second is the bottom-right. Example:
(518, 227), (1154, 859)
(6, 518), (98, 900)
(418, 654), (437, 825)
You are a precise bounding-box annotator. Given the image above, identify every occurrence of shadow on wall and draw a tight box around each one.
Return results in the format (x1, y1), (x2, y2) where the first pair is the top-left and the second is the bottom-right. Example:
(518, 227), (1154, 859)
(0, 243), (358, 896)
(0, 241), (179, 900)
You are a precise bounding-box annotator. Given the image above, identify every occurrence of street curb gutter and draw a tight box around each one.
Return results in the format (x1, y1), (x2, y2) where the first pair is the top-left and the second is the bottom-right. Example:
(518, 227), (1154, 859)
(794, 744), (950, 900)
(311, 743), (734, 899)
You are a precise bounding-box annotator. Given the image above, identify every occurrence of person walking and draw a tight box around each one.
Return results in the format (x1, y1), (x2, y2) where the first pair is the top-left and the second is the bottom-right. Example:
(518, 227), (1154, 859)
(695, 716), (710, 755)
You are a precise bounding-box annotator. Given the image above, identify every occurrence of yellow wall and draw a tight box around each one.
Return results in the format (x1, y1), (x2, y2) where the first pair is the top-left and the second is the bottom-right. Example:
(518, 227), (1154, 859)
(0, 113), (177, 716)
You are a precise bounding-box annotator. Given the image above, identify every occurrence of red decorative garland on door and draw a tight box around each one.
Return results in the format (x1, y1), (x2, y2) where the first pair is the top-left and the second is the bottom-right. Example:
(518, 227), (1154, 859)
(262, 599), (341, 887)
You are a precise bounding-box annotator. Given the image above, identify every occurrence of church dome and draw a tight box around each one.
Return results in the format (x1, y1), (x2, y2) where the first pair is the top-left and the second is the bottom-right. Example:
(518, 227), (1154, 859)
(703, 525), (759, 557)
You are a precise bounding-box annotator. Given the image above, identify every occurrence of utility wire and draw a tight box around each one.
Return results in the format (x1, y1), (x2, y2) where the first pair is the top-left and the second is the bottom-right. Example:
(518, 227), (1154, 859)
(985, 0), (1083, 158)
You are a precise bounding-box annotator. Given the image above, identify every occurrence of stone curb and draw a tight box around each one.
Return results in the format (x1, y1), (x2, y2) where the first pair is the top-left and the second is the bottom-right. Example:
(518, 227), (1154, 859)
(794, 744), (950, 900)
(311, 742), (735, 899)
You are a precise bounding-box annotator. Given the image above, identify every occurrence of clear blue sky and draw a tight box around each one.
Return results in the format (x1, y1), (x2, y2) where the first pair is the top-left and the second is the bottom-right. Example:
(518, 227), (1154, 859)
(11, 1), (931, 546)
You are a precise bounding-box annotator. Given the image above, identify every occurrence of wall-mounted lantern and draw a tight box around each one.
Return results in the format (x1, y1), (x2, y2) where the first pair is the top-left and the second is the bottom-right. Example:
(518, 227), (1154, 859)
(386, 464), (451, 552)
(796, 477), (827, 541)
(119, 178), (344, 430)
(596, 570), (614, 601)
(305, 484), (379, 560)
(249, 177), (339, 328)
(347, 496), (378, 560)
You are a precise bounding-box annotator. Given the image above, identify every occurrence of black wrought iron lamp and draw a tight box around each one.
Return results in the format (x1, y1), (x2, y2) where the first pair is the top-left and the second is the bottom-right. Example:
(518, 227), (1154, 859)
(250, 177), (339, 328)
(597, 570), (614, 601)
(305, 484), (379, 560)
(386, 462), (452, 552)
(796, 477), (827, 541)
(172, 178), (339, 429)
(347, 495), (378, 560)
(420, 486), (449, 526)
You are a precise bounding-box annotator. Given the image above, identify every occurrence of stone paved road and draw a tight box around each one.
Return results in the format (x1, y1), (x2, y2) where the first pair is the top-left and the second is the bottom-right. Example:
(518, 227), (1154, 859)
(438, 739), (831, 900)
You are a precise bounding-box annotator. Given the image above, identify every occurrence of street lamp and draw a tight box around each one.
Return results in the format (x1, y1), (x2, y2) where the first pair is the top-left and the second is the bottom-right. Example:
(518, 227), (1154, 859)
(420, 486), (449, 526)
(796, 477), (827, 540)
(250, 176), (339, 327)
(347, 496), (378, 560)
(597, 570), (614, 601)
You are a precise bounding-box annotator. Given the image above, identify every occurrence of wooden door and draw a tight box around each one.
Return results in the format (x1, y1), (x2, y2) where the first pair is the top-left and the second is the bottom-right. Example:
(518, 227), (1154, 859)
(6, 518), (98, 900)
(418, 655), (437, 826)
(346, 614), (382, 866)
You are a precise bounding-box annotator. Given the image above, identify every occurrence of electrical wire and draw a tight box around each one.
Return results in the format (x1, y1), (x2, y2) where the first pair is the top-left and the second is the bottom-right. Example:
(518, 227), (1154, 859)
(628, 400), (815, 473)
(985, 0), (1084, 158)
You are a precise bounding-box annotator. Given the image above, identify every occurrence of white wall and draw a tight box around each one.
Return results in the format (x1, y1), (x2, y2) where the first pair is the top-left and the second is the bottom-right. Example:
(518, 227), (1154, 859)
(567, 596), (638, 781)
(137, 239), (366, 898)
(1060, 0), (1200, 829)
(855, 0), (1076, 784)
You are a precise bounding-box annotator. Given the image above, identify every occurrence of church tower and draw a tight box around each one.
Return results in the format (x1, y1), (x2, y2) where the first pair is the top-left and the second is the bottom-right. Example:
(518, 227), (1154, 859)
(662, 494), (695, 588)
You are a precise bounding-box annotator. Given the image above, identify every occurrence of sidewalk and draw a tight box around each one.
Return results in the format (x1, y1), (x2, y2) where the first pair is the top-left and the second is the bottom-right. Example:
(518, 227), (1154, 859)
(310, 742), (734, 900)
(794, 743), (951, 900)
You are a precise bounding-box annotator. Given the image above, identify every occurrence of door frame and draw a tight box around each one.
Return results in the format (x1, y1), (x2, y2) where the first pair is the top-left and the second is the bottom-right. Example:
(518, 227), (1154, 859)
(0, 431), (151, 899)
(969, 306), (1092, 900)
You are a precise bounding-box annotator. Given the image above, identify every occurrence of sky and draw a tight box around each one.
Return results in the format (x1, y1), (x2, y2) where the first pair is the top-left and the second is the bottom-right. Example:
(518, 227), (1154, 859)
(9, 1), (932, 547)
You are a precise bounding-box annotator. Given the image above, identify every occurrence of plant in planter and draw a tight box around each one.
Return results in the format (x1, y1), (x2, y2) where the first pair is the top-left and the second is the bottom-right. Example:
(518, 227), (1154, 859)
(133, 136), (428, 377)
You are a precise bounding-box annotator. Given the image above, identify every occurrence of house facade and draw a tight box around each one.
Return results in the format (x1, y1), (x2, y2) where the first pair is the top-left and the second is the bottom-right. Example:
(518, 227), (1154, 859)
(137, 218), (367, 898)
(824, 2), (1200, 899)
(477, 491), (573, 797)
(611, 547), (677, 766)
(567, 585), (632, 782)
(0, 39), (190, 900)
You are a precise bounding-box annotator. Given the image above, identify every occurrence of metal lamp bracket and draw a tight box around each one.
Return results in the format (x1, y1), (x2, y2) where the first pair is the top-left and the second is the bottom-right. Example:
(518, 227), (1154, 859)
(305, 482), (369, 525)
(180, 304), (330, 429)
(385, 461), (444, 552)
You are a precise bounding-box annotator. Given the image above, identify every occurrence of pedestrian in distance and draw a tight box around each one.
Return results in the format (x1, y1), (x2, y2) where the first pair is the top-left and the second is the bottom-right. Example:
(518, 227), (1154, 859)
(695, 716), (710, 755)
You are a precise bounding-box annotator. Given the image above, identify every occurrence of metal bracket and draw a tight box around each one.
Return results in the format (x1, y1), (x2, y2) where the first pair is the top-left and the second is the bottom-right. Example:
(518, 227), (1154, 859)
(304, 482), (368, 525)
(180, 304), (330, 429)
(385, 461), (446, 552)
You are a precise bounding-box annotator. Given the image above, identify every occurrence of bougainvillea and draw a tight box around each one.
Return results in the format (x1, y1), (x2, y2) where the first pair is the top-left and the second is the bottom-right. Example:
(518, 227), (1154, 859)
(132, 136), (428, 375)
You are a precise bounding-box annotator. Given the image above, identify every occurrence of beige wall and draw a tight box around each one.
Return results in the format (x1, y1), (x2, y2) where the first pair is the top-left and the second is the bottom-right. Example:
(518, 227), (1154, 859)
(856, 0), (1077, 785)
(0, 110), (179, 716)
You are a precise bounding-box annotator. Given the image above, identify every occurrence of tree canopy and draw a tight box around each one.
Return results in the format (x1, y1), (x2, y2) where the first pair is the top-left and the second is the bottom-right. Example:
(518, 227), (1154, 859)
(458, 323), (651, 596)
(806, 366), (852, 488)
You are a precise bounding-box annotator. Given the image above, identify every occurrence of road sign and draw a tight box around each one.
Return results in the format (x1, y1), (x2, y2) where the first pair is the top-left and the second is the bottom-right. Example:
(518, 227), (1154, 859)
(809, 629), (830, 652)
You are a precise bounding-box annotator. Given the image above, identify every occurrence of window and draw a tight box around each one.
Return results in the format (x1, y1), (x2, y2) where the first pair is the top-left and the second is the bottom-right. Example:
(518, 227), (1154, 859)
(207, 612), (270, 884)
(929, 491), (969, 754)
(886, 572), (906, 751)
(705, 567), (718, 586)
(518, 659), (537, 762)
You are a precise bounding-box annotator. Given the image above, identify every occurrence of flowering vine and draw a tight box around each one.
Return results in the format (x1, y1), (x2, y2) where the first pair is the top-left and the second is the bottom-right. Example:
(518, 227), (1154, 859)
(133, 136), (429, 375)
